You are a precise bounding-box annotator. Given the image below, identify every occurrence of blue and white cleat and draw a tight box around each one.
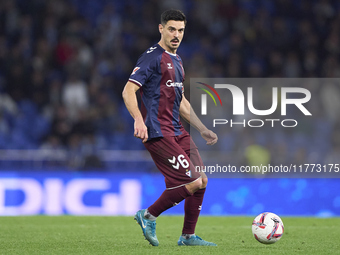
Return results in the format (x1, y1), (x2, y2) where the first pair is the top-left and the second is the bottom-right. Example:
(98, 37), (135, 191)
(134, 209), (159, 246)
(177, 235), (217, 246)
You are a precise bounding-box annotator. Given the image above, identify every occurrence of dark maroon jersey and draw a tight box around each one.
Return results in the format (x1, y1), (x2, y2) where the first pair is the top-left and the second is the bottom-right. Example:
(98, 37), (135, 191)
(129, 44), (186, 140)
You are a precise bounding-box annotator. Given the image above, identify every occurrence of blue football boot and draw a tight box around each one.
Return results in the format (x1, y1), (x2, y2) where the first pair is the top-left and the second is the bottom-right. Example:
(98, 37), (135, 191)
(177, 235), (217, 246)
(134, 209), (159, 246)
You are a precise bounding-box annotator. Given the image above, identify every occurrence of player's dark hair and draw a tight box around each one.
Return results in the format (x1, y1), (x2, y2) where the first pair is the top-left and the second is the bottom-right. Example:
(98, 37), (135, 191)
(161, 9), (186, 25)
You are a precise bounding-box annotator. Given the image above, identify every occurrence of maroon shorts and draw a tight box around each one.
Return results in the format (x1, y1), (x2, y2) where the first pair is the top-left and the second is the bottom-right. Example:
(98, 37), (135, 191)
(144, 131), (204, 189)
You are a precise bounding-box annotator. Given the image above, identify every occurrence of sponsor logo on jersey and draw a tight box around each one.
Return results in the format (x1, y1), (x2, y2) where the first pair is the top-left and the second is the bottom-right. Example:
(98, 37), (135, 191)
(167, 63), (173, 69)
(166, 80), (183, 88)
(131, 67), (140, 75)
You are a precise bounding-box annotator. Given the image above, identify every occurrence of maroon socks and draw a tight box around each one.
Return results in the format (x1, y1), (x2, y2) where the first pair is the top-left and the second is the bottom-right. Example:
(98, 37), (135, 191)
(147, 186), (206, 235)
(148, 185), (192, 217)
(182, 188), (206, 234)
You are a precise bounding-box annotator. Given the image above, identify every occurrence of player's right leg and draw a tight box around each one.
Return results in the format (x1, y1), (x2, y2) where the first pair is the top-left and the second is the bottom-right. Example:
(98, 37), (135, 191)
(134, 209), (159, 246)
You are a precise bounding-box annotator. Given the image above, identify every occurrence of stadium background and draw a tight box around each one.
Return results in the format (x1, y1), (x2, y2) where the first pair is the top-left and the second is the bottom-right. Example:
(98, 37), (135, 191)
(0, 0), (339, 216)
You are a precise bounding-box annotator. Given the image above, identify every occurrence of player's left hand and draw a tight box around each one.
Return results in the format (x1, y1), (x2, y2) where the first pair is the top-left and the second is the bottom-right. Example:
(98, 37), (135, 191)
(201, 130), (218, 145)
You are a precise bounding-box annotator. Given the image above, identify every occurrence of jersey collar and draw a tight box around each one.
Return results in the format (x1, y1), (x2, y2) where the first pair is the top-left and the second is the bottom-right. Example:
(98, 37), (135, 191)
(165, 50), (177, 57)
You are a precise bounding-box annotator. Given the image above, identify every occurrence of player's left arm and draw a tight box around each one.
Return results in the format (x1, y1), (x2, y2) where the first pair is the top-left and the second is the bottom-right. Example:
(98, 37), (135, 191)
(179, 95), (218, 145)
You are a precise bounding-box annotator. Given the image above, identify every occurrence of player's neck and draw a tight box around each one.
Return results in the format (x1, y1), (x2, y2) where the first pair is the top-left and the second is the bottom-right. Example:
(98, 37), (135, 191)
(158, 41), (177, 55)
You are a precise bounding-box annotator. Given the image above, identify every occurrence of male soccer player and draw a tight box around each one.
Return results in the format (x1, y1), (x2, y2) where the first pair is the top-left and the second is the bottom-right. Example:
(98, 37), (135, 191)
(122, 9), (218, 246)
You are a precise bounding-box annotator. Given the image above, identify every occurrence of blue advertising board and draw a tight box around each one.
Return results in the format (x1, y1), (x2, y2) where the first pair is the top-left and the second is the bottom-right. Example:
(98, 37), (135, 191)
(0, 171), (339, 216)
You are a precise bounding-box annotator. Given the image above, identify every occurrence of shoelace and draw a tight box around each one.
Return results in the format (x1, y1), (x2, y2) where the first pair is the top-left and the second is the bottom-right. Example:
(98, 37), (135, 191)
(147, 221), (157, 236)
(194, 235), (212, 245)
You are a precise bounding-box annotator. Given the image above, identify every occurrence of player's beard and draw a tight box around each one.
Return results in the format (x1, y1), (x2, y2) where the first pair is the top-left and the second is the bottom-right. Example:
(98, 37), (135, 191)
(167, 39), (180, 52)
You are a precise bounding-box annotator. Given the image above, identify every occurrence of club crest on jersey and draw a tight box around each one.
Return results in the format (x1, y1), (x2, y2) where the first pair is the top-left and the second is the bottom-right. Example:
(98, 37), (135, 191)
(167, 63), (173, 69)
(131, 67), (140, 75)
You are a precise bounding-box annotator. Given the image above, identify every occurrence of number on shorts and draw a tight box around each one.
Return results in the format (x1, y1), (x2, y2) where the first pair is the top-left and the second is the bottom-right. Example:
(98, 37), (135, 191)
(177, 154), (189, 168)
(168, 154), (190, 169)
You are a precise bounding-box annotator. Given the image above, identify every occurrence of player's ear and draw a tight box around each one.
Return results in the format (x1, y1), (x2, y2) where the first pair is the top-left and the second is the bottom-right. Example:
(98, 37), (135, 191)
(159, 24), (163, 34)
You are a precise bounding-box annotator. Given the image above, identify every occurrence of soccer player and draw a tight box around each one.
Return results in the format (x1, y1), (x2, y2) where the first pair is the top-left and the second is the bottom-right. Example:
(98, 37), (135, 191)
(122, 9), (218, 246)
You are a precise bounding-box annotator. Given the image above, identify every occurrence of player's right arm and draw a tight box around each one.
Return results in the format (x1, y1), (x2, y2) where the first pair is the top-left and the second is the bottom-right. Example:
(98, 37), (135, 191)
(122, 81), (148, 143)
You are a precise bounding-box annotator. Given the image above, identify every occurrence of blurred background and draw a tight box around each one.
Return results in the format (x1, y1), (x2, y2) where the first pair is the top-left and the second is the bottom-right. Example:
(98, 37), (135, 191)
(0, 0), (340, 216)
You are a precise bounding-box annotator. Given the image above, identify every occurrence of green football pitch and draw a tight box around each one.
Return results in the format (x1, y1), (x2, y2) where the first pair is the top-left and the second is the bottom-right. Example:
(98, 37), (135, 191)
(1, 216), (339, 255)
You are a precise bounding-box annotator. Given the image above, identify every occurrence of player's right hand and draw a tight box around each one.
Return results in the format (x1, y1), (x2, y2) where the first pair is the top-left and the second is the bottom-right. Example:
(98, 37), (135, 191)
(134, 117), (148, 143)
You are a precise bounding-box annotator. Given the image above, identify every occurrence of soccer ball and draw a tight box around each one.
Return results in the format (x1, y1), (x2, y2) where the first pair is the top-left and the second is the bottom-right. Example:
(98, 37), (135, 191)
(252, 212), (284, 244)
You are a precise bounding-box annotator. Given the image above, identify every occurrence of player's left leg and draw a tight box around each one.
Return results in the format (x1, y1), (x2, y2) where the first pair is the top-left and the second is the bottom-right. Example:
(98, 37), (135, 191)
(177, 133), (217, 246)
(182, 161), (207, 237)
(178, 176), (216, 246)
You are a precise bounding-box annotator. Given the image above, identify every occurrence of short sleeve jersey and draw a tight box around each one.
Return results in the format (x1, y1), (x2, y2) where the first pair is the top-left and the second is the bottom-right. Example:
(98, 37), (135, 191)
(129, 44), (186, 140)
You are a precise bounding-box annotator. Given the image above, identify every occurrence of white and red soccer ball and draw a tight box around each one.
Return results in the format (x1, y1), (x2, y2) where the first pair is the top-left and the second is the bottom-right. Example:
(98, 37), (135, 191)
(252, 212), (284, 244)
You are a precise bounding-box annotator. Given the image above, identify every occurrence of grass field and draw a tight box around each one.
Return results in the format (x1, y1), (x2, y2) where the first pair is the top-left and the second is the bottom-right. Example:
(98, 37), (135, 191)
(1, 216), (339, 255)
